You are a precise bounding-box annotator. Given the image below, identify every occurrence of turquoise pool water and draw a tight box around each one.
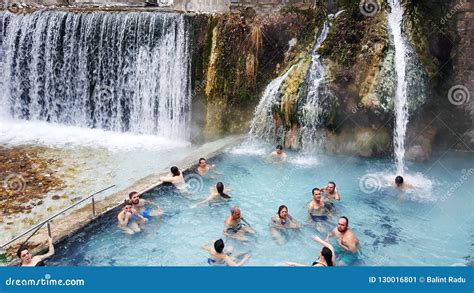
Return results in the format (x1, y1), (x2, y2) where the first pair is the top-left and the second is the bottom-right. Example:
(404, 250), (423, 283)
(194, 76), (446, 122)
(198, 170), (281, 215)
(48, 141), (473, 266)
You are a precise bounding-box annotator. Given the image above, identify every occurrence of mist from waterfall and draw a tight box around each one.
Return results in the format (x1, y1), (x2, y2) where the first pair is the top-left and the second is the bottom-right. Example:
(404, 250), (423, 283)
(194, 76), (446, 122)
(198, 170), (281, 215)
(0, 11), (192, 140)
(388, 0), (409, 175)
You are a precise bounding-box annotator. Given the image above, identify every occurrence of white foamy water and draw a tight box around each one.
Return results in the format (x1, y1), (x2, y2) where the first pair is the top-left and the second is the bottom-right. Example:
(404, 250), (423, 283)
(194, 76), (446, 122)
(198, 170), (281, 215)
(388, 0), (409, 175)
(289, 155), (320, 167)
(228, 140), (268, 156)
(0, 119), (189, 151)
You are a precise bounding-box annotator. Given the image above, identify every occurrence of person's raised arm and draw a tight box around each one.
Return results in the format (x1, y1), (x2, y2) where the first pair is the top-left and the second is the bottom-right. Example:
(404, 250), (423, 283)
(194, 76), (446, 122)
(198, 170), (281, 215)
(36, 237), (55, 260)
(312, 235), (336, 263)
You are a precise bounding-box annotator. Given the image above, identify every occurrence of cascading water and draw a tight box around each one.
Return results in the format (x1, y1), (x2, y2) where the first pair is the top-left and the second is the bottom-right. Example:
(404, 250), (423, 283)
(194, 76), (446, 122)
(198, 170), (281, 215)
(0, 11), (192, 140)
(249, 65), (295, 141)
(387, 0), (409, 175)
(298, 20), (331, 150)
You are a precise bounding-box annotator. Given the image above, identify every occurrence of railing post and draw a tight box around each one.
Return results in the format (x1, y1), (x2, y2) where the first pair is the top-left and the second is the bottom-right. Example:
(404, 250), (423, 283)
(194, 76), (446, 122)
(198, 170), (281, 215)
(92, 196), (96, 217)
(47, 222), (52, 238)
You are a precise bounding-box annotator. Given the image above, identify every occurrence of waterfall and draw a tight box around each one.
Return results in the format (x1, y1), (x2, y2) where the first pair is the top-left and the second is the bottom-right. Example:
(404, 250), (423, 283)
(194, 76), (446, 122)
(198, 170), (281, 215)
(0, 11), (192, 140)
(387, 0), (409, 175)
(299, 20), (331, 151)
(249, 65), (295, 141)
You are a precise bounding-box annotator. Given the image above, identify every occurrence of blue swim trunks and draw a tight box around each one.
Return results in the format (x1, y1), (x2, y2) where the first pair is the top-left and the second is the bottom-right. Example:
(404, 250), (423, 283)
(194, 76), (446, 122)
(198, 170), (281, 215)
(311, 214), (328, 222)
(141, 209), (152, 219)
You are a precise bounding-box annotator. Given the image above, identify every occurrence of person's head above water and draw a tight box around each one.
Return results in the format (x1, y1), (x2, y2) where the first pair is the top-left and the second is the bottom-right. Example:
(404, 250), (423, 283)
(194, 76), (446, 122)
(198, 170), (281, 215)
(327, 181), (336, 193)
(129, 191), (139, 204)
(17, 245), (31, 264)
(215, 182), (230, 199)
(123, 199), (133, 211)
(198, 158), (206, 167)
(276, 144), (283, 154)
(312, 188), (321, 201)
(230, 207), (241, 219)
(214, 239), (225, 253)
(171, 166), (180, 177)
(278, 205), (288, 219)
(395, 176), (404, 186)
(321, 246), (334, 266)
(337, 216), (349, 233)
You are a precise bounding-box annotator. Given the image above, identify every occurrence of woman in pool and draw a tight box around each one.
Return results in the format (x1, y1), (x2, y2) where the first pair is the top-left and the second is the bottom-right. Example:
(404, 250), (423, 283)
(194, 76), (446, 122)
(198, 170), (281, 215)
(17, 236), (55, 266)
(117, 200), (141, 235)
(285, 235), (335, 267)
(191, 182), (232, 208)
(201, 239), (251, 266)
(159, 166), (186, 191)
(270, 205), (300, 245)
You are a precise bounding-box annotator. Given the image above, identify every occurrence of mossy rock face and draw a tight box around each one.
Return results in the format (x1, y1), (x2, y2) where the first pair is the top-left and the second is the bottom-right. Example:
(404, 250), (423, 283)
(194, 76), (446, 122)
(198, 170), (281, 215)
(193, 8), (321, 139)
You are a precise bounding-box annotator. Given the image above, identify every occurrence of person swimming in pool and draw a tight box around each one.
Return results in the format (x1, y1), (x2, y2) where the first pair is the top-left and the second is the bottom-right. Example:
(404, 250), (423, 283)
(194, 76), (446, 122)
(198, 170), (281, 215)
(17, 236), (54, 266)
(159, 166), (186, 191)
(321, 181), (341, 201)
(129, 191), (163, 222)
(267, 144), (287, 164)
(223, 207), (256, 241)
(308, 188), (330, 222)
(270, 205), (300, 245)
(117, 200), (141, 234)
(196, 158), (222, 177)
(191, 182), (232, 208)
(394, 175), (414, 189)
(201, 239), (251, 266)
(285, 235), (336, 267)
(327, 216), (359, 254)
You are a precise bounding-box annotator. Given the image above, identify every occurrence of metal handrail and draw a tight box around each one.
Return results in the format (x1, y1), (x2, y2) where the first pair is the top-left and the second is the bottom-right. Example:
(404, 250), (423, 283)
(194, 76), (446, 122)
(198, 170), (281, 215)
(1, 185), (116, 248)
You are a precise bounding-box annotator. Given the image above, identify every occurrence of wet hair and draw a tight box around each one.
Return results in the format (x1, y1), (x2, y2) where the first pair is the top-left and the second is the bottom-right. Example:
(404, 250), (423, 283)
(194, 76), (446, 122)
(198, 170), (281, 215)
(216, 182), (231, 199)
(128, 191), (138, 199)
(199, 158), (206, 164)
(16, 245), (28, 258)
(171, 166), (180, 177)
(312, 187), (321, 195)
(277, 205), (288, 216)
(214, 239), (225, 253)
(395, 176), (404, 185)
(276, 144), (283, 150)
(321, 247), (333, 266)
(123, 199), (132, 207)
(328, 181), (336, 187)
(339, 216), (349, 226)
(230, 206), (239, 214)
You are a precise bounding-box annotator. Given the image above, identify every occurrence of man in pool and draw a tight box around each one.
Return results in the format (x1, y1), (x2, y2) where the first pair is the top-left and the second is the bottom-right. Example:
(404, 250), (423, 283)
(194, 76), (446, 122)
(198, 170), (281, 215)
(308, 188), (330, 224)
(201, 239), (251, 266)
(17, 236), (55, 266)
(197, 158), (215, 177)
(321, 181), (341, 201)
(394, 175), (414, 189)
(129, 191), (163, 222)
(223, 207), (256, 241)
(267, 144), (287, 164)
(327, 216), (359, 254)
(117, 200), (141, 234)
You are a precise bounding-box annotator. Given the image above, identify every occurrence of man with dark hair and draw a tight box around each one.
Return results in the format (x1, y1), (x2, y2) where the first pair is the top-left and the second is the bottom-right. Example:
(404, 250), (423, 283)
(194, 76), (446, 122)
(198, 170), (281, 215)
(201, 239), (251, 266)
(17, 236), (54, 266)
(327, 216), (359, 253)
(197, 158), (216, 177)
(321, 181), (341, 201)
(117, 199), (141, 234)
(394, 175), (413, 189)
(267, 144), (287, 164)
(128, 191), (163, 222)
